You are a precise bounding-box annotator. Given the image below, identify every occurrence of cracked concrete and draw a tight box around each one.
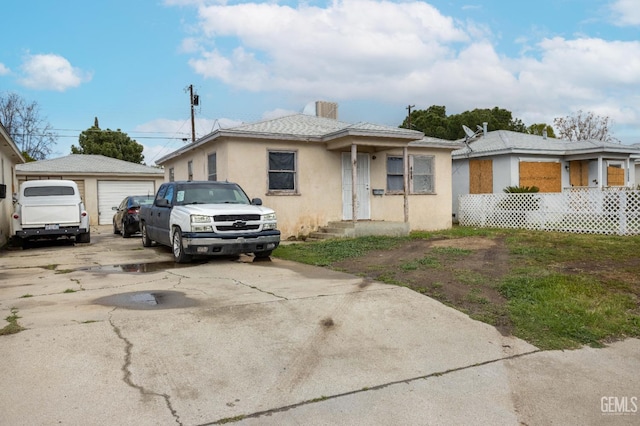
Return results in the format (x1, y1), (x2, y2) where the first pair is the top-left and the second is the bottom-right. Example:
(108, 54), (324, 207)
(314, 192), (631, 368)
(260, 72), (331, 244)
(1, 226), (639, 426)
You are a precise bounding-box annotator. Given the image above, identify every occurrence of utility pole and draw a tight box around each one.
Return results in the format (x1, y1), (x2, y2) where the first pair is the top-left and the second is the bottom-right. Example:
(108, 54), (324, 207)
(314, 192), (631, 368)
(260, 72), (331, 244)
(406, 104), (415, 129)
(187, 85), (199, 143)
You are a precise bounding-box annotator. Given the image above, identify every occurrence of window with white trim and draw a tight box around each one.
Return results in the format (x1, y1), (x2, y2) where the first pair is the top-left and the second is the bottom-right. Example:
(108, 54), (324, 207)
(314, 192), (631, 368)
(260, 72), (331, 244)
(386, 155), (435, 194)
(268, 151), (296, 192)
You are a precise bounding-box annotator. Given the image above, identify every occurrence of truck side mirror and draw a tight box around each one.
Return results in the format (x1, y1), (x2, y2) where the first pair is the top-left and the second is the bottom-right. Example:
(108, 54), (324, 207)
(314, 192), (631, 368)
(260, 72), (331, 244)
(251, 198), (262, 206)
(156, 198), (170, 207)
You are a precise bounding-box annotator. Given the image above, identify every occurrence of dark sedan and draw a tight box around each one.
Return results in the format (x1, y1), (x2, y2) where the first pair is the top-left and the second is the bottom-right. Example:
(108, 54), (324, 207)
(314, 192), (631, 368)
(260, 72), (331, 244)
(112, 195), (154, 237)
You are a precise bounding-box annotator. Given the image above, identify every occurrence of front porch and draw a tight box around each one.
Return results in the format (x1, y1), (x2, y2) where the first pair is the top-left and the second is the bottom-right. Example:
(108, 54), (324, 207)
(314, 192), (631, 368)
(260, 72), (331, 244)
(308, 220), (410, 240)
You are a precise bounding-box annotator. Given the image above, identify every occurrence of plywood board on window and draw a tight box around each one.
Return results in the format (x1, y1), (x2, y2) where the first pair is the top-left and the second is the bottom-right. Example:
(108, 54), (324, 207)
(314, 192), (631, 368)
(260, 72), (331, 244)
(519, 162), (561, 193)
(469, 159), (493, 194)
(569, 160), (589, 187)
(607, 166), (625, 186)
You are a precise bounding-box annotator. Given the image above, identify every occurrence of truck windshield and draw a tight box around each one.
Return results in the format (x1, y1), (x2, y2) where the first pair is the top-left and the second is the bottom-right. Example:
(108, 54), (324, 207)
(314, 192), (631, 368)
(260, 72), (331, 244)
(176, 183), (251, 205)
(24, 186), (75, 196)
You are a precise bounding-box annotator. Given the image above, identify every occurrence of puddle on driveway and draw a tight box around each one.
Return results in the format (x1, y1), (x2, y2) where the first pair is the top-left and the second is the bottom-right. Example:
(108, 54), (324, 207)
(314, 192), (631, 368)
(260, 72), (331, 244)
(79, 261), (204, 273)
(93, 290), (198, 310)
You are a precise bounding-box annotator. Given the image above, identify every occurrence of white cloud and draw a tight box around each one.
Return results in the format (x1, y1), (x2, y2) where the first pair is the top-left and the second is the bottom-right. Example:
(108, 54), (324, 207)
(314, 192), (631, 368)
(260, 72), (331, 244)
(610, 0), (640, 26)
(0, 63), (10, 75)
(174, 0), (640, 136)
(18, 53), (92, 91)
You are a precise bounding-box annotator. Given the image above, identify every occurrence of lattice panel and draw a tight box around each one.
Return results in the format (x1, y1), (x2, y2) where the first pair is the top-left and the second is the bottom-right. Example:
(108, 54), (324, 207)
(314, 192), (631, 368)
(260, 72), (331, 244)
(458, 188), (640, 236)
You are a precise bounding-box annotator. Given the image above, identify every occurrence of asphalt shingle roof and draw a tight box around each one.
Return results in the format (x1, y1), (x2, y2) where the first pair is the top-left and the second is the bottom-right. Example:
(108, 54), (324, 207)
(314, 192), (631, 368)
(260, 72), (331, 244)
(452, 130), (640, 158)
(16, 154), (164, 175)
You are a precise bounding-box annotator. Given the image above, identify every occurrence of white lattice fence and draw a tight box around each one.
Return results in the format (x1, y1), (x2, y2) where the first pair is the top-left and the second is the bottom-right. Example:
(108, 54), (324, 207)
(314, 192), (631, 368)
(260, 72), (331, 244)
(458, 188), (640, 235)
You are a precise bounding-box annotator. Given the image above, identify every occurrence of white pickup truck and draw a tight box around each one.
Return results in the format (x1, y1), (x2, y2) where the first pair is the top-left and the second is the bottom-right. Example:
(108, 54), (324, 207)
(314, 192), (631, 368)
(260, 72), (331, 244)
(139, 180), (280, 263)
(11, 180), (91, 245)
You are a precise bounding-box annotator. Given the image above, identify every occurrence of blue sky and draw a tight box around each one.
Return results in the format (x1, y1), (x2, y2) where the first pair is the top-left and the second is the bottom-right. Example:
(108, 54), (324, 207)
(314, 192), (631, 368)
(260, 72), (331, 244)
(2, 0), (640, 165)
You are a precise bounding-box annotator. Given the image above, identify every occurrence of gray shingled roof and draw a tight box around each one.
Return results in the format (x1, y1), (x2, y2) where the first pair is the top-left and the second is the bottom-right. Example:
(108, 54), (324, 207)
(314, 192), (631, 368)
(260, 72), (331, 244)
(17, 154), (164, 175)
(156, 114), (424, 164)
(225, 114), (421, 138)
(453, 130), (640, 158)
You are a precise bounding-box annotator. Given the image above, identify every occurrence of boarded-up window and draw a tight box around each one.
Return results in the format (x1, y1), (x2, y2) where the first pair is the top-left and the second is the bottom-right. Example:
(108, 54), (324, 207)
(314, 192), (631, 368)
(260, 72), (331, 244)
(519, 162), (561, 193)
(607, 166), (624, 186)
(569, 160), (589, 187)
(469, 160), (493, 194)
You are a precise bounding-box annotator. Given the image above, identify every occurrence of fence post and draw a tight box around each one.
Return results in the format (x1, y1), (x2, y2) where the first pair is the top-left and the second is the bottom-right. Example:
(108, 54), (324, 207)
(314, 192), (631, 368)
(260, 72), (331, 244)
(619, 191), (627, 236)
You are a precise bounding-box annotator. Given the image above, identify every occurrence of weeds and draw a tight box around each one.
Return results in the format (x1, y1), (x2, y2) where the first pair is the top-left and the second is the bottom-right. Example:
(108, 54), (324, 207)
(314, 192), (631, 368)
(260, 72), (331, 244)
(0, 308), (26, 335)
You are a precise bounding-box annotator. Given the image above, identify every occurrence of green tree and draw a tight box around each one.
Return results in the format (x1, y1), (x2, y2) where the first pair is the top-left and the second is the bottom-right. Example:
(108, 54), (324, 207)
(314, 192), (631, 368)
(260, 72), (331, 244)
(527, 123), (556, 138)
(71, 117), (144, 163)
(0, 91), (57, 160)
(402, 106), (531, 140)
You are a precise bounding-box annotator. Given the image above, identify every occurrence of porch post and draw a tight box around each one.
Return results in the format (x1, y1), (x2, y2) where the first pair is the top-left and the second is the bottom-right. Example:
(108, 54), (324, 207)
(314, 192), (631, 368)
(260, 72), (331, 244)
(351, 143), (358, 224)
(598, 156), (603, 188)
(403, 146), (409, 223)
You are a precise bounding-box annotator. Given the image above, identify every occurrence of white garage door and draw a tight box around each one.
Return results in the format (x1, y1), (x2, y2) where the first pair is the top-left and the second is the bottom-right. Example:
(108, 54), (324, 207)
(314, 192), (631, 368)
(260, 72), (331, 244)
(97, 180), (156, 225)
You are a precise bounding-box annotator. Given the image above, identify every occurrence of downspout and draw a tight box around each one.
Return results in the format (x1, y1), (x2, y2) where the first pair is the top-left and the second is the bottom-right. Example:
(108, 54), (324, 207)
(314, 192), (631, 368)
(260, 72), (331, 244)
(351, 144), (357, 224)
(403, 146), (409, 223)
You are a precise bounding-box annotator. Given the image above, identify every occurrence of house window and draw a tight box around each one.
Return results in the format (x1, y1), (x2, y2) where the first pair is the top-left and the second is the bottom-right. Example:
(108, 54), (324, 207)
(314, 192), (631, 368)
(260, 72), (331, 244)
(411, 155), (435, 194)
(169, 168), (174, 182)
(188, 160), (193, 181)
(208, 153), (217, 181)
(386, 156), (404, 192)
(268, 151), (296, 192)
(386, 155), (435, 194)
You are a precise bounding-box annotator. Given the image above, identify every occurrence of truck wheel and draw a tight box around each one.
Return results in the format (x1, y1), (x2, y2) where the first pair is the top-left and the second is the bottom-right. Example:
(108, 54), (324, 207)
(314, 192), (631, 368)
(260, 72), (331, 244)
(254, 250), (273, 259)
(77, 231), (91, 244)
(141, 223), (152, 247)
(121, 220), (130, 238)
(172, 228), (192, 263)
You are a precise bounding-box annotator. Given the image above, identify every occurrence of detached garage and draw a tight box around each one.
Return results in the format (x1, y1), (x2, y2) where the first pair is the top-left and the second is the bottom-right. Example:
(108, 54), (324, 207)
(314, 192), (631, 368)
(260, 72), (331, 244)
(17, 155), (164, 226)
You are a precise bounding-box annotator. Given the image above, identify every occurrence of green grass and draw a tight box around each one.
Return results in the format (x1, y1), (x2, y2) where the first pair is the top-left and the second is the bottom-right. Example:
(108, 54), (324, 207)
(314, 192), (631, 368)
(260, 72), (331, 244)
(0, 308), (26, 336)
(273, 227), (640, 350)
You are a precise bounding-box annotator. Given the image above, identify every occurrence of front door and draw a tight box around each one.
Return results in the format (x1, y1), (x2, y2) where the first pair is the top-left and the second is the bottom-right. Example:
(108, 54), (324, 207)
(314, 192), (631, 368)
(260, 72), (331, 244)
(341, 153), (370, 220)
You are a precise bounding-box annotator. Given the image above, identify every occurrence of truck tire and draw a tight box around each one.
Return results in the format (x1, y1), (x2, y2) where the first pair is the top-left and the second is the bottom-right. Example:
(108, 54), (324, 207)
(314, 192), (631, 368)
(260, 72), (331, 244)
(172, 228), (192, 263)
(253, 250), (273, 259)
(141, 222), (152, 247)
(77, 231), (91, 244)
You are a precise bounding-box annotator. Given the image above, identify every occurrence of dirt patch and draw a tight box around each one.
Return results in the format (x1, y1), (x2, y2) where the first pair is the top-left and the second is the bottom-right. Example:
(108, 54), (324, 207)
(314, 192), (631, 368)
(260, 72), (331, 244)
(332, 236), (514, 334)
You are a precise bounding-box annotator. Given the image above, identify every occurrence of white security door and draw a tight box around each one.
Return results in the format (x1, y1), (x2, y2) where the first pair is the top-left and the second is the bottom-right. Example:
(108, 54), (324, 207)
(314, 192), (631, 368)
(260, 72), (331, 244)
(97, 180), (156, 225)
(341, 153), (371, 220)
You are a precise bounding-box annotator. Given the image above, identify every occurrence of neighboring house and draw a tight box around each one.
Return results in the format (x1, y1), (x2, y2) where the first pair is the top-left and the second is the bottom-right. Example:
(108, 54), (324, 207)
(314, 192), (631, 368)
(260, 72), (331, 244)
(0, 122), (25, 247)
(633, 143), (640, 187)
(452, 129), (640, 219)
(155, 104), (462, 239)
(16, 155), (164, 226)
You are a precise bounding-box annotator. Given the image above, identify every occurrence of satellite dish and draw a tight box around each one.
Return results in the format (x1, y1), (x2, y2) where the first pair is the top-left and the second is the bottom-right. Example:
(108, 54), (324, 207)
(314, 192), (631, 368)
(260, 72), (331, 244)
(462, 125), (476, 138)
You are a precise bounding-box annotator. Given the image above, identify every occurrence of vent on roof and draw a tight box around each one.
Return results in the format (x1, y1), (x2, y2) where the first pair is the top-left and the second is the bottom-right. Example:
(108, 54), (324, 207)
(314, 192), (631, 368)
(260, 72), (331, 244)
(315, 101), (338, 119)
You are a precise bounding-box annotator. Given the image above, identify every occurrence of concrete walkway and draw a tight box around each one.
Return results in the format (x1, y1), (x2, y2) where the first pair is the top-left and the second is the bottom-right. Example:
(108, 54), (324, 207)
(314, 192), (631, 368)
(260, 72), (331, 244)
(0, 227), (638, 425)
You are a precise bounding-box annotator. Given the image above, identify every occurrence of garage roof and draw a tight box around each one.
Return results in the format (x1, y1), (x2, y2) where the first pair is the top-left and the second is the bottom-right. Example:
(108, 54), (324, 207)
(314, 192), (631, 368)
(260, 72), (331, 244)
(16, 154), (164, 175)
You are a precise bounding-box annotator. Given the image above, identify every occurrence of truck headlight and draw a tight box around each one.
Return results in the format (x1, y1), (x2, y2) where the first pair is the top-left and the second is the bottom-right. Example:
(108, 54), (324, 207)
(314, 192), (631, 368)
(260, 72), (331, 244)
(191, 215), (213, 232)
(262, 213), (276, 221)
(191, 215), (211, 223)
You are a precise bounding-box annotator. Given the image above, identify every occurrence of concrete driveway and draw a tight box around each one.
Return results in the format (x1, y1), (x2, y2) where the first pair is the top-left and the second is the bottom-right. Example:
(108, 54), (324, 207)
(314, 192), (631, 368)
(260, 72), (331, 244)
(0, 226), (638, 425)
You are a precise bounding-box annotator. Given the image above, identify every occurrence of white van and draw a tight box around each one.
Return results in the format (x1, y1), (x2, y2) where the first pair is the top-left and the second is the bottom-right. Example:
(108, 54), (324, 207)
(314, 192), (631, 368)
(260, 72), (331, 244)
(11, 180), (90, 244)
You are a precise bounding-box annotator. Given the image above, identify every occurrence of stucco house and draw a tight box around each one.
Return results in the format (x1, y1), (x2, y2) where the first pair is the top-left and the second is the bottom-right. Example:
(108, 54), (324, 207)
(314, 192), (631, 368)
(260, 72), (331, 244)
(16, 155), (164, 226)
(0, 122), (25, 246)
(452, 129), (640, 219)
(155, 104), (462, 239)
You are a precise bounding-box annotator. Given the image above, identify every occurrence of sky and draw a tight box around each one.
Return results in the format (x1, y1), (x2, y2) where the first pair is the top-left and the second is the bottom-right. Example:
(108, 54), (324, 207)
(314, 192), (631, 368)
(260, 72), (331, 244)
(2, 0), (640, 165)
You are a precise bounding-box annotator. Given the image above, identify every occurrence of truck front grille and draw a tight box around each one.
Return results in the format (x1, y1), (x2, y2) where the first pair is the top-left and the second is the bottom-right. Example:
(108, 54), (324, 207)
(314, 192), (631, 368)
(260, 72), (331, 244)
(214, 214), (260, 221)
(216, 224), (260, 231)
